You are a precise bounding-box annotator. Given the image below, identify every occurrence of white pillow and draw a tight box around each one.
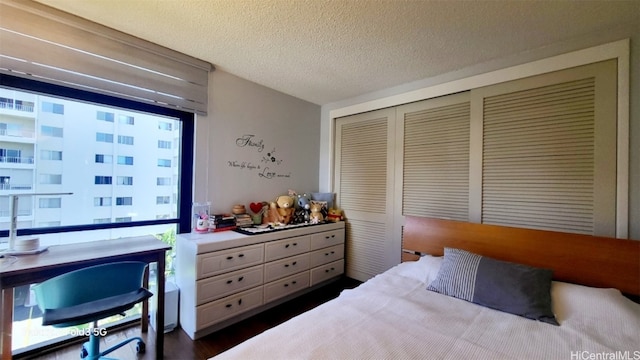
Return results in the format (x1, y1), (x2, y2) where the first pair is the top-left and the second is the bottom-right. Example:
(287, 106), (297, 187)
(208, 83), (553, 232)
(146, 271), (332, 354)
(393, 254), (443, 284)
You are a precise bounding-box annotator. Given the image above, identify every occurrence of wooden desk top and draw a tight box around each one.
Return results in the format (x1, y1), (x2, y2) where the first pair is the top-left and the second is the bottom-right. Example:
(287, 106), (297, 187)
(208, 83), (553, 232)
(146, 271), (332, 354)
(1, 236), (170, 287)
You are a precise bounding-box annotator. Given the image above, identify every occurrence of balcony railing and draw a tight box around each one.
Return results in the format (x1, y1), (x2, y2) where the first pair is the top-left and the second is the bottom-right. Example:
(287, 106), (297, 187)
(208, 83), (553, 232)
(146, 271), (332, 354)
(0, 128), (36, 138)
(0, 156), (35, 164)
(0, 102), (34, 112)
(0, 183), (33, 190)
(0, 209), (32, 217)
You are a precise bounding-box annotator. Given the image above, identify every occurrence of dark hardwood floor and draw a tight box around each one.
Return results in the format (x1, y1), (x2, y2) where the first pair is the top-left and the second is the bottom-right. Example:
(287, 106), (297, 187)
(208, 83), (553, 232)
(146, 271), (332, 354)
(22, 277), (361, 360)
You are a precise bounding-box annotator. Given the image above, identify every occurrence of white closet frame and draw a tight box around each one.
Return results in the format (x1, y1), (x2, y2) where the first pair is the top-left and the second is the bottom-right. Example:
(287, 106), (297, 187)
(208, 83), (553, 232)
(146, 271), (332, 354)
(329, 39), (629, 244)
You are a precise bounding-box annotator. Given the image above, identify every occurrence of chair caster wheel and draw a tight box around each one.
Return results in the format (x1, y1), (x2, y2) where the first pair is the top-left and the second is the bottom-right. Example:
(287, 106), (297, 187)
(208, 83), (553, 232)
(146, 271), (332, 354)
(136, 340), (146, 354)
(80, 346), (88, 358)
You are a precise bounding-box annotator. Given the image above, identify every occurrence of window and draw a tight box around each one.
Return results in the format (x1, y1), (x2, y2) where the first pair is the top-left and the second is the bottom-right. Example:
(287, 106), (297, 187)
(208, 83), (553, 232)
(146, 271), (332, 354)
(97, 111), (114, 122)
(94, 197), (112, 206)
(39, 198), (62, 208)
(158, 140), (171, 149)
(0, 79), (193, 239)
(158, 121), (172, 130)
(39, 174), (62, 184)
(119, 115), (134, 125)
(93, 218), (110, 224)
(117, 156), (134, 165)
(94, 176), (112, 185)
(0, 148), (22, 163)
(40, 150), (63, 161)
(116, 176), (133, 185)
(156, 177), (171, 186)
(41, 125), (63, 137)
(42, 101), (64, 114)
(118, 135), (134, 145)
(116, 197), (132, 206)
(96, 132), (113, 143)
(157, 159), (171, 167)
(115, 216), (132, 223)
(156, 196), (170, 204)
(95, 154), (113, 163)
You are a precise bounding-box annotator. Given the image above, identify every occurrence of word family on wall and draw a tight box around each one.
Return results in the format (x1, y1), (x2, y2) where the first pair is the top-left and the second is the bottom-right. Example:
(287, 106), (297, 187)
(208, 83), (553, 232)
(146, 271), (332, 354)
(228, 134), (292, 180)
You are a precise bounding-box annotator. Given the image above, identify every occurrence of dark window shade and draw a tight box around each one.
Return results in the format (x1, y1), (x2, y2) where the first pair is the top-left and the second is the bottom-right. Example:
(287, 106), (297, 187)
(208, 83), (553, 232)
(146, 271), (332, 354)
(0, 0), (212, 115)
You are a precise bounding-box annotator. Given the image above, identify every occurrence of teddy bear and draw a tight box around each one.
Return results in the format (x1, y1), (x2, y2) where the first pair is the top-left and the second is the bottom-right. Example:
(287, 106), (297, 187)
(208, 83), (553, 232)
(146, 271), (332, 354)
(326, 208), (343, 222)
(293, 193), (311, 223)
(276, 195), (295, 224)
(261, 195), (295, 225)
(309, 201), (325, 224)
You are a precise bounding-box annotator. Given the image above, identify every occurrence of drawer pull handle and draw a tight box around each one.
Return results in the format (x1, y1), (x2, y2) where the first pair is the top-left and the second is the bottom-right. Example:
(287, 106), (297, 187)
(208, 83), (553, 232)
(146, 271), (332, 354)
(284, 283), (289, 287)
(227, 256), (233, 260)
(238, 299), (242, 305)
(293, 261), (297, 266)
(238, 276), (244, 282)
(226, 280), (233, 284)
(293, 243), (297, 246)
(292, 280), (297, 285)
(285, 244), (290, 248)
(238, 254), (245, 258)
(226, 303), (232, 308)
(325, 267), (336, 273)
(285, 264), (289, 268)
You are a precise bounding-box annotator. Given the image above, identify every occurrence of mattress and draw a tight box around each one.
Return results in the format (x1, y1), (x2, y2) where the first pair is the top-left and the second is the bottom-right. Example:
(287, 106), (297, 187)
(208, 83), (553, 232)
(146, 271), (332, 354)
(213, 256), (640, 359)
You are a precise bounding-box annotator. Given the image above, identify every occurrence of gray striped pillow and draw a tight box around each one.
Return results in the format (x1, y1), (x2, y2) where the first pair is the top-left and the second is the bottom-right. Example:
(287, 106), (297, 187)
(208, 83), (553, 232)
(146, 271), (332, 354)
(427, 248), (558, 325)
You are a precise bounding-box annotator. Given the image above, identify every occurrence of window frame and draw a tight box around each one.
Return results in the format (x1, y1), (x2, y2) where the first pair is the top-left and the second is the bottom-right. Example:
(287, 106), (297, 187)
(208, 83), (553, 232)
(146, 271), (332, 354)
(0, 74), (195, 236)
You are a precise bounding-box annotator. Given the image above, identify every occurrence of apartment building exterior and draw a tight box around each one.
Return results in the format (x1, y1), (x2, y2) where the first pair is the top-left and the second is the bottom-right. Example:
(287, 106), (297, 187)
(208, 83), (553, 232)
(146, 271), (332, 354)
(0, 88), (180, 246)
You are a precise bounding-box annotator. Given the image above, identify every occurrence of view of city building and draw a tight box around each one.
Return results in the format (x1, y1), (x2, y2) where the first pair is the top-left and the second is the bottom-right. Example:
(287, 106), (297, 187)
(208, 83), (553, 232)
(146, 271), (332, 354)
(0, 87), (180, 246)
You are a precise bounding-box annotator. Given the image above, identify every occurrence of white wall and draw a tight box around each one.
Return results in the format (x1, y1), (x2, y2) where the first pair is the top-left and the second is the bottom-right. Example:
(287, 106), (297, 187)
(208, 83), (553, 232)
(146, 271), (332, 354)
(320, 24), (640, 239)
(194, 70), (321, 215)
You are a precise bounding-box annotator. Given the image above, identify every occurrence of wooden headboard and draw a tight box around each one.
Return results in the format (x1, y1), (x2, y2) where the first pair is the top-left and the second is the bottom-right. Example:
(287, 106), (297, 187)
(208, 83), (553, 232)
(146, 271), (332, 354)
(402, 216), (640, 297)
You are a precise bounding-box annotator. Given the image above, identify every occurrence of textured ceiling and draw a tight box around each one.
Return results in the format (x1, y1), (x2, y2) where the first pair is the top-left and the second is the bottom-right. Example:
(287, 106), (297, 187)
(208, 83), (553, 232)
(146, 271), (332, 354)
(34, 0), (639, 105)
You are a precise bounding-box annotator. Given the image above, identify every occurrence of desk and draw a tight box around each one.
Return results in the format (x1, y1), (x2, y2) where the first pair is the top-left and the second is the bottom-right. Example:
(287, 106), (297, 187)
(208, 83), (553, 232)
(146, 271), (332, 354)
(0, 236), (170, 359)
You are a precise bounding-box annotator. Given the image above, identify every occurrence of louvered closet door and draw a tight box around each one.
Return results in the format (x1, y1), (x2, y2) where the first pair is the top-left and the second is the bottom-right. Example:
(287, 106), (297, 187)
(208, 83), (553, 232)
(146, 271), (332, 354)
(470, 59), (617, 236)
(396, 92), (471, 221)
(335, 108), (396, 282)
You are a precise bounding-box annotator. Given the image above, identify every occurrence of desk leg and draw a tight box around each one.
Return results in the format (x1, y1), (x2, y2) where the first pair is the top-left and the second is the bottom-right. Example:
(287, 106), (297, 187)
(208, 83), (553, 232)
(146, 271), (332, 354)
(156, 256), (165, 360)
(1, 288), (13, 360)
(142, 267), (149, 332)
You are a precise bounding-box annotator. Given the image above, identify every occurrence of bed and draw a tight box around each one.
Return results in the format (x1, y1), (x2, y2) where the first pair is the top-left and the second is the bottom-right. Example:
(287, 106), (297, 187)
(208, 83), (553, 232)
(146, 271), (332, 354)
(213, 216), (640, 359)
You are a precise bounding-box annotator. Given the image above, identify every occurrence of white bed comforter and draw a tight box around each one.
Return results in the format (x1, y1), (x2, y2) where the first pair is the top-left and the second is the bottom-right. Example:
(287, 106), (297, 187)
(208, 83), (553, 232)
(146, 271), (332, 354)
(214, 260), (640, 360)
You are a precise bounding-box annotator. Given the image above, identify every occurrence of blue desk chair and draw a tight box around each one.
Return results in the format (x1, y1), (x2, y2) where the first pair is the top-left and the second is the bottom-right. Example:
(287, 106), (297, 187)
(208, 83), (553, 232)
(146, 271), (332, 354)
(33, 261), (153, 359)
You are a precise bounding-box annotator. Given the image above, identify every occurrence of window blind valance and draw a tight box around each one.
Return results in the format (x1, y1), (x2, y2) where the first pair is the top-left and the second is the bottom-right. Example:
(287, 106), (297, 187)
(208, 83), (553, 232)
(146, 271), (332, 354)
(0, 0), (212, 115)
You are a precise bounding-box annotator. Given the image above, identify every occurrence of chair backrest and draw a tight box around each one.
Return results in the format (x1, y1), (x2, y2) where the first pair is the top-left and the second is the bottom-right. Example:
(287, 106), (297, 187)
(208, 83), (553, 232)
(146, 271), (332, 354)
(33, 261), (148, 312)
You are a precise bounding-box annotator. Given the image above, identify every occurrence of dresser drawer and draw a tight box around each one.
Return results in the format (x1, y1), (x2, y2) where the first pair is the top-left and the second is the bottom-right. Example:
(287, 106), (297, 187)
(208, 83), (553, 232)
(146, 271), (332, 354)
(264, 271), (310, 303)
(310, 260), (344, 286)
(264, 253), (310, 283)
(196, 287), (263, 330)
(264, 235), (310, 262)
(310, 229), (344, 250)
(196, 264), (264, 305)
(309, 244), (344, 268)
(197, 244), (264, 279)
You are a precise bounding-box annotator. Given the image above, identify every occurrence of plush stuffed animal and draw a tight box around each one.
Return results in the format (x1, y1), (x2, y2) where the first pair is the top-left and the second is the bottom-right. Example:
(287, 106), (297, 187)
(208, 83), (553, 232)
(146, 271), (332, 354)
(275, 195), (295, 224)
(326, 208), (343, 222)
(293, 193), (311, 223)
(309, 201), (324, 223)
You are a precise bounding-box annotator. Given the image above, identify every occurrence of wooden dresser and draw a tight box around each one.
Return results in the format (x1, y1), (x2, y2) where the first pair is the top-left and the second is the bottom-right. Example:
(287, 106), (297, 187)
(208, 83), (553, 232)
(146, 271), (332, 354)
(175, 222), (345, 340)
